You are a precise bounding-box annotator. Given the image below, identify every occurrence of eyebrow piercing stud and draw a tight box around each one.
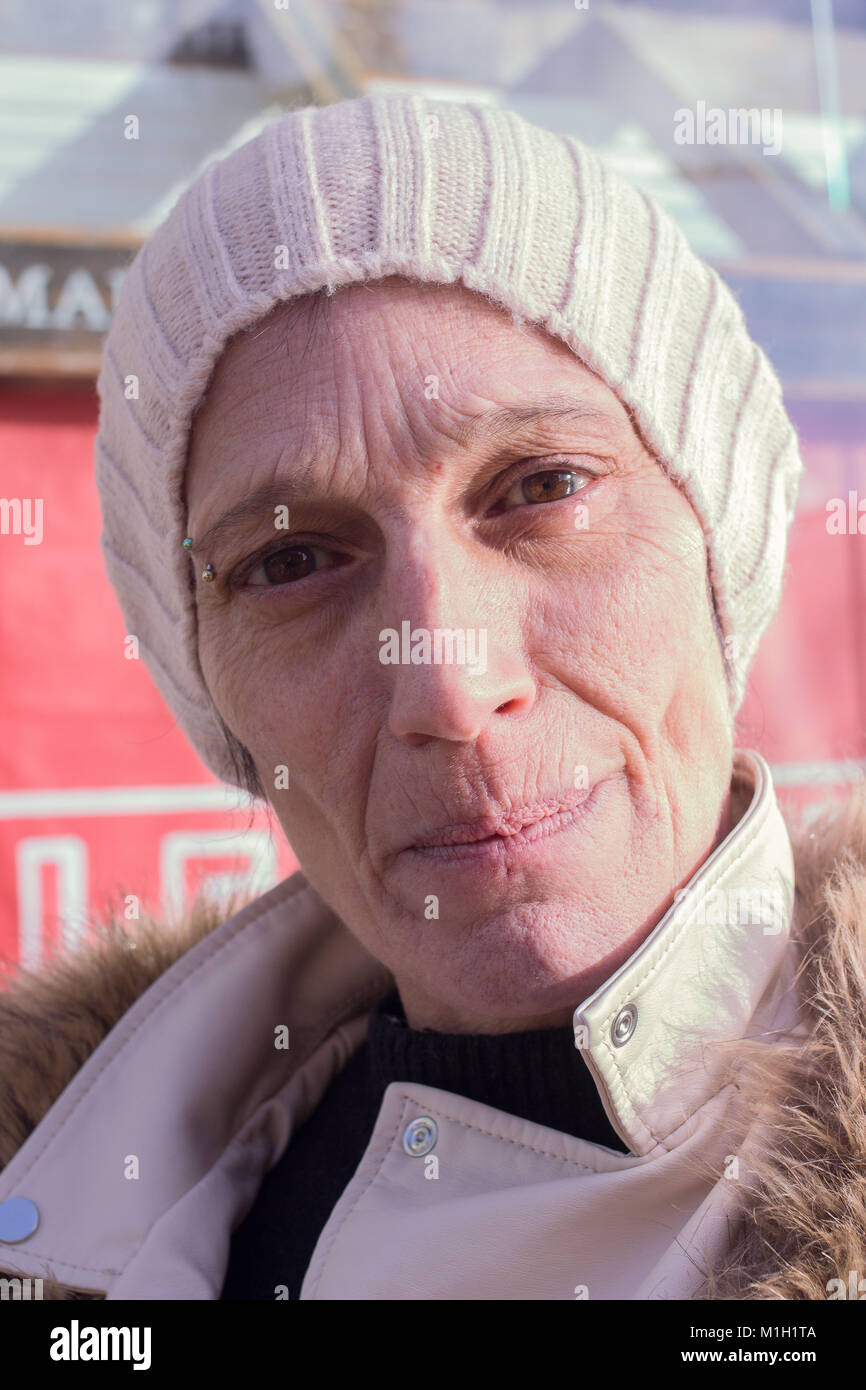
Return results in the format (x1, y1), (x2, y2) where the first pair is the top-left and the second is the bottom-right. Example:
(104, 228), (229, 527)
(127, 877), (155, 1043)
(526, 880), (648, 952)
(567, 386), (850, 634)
(183, 538), (215, 582)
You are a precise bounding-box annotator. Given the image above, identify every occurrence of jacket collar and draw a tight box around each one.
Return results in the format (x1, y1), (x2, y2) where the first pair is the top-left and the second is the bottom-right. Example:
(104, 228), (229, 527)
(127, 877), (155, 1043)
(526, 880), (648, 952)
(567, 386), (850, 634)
(0, 748), (794, 1289)
(0, 878), (392, 1293)
(574, 748), (797, 1155)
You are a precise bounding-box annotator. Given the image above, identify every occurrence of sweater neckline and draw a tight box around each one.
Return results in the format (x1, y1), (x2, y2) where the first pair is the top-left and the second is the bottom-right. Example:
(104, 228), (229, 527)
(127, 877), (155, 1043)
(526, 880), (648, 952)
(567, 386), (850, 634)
(364, 987), (630, 1153)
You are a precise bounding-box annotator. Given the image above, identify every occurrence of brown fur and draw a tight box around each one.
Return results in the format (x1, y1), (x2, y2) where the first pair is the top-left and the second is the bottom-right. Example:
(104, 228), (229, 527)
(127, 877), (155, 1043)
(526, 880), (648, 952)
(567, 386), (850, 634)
(1, 787), (866, 1300)
(699, 783), (866, 1299)
(0, 895), (242, 1299)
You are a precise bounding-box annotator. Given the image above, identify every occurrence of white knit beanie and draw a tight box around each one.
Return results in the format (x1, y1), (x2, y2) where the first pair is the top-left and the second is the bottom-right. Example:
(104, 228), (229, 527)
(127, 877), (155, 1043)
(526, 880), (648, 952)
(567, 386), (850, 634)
(94, 90), (803, 790)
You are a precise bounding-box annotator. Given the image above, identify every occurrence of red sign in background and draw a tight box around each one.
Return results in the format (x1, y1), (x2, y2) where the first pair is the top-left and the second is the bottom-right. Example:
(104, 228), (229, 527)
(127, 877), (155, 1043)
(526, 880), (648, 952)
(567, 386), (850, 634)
(1, 382), (864, 970)
(0, 383), (297, 971)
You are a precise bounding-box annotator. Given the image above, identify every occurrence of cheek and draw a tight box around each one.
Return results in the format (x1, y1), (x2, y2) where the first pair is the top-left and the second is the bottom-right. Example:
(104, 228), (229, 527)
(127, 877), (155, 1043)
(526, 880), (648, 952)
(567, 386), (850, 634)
(196, 609), (293, 769)
(540, 535), (707, 688)
(530, 515), (722, 751)
(197, 613), (252, 728)
(198, 610), (370, 786)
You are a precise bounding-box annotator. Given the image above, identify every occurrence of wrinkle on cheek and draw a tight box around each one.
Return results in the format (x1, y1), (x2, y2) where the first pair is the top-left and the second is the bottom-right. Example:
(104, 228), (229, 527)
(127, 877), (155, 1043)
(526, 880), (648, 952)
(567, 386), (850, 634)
(197, 607), (295, 790)
(197, 616), (249, 728)
(660, 649), (731, 767)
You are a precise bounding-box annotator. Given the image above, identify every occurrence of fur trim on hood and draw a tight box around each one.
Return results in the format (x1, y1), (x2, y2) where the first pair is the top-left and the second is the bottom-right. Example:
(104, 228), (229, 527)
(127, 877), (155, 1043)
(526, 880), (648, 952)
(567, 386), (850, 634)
(2, 788), (866, 1300)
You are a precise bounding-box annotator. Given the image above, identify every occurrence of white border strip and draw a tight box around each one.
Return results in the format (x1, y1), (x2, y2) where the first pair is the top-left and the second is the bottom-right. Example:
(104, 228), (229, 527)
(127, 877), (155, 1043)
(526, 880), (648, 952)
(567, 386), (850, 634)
(0, 785), (251, 818)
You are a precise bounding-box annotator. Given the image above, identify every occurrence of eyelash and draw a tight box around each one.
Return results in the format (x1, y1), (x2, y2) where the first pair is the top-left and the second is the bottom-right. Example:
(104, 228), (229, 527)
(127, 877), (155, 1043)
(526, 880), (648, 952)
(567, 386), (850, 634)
(232, 459), (603, 593)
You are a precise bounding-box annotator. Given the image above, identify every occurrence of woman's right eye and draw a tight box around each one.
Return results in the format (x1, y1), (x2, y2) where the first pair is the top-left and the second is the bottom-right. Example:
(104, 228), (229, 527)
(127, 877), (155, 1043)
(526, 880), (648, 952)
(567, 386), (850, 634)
(245, 544), (335, 588)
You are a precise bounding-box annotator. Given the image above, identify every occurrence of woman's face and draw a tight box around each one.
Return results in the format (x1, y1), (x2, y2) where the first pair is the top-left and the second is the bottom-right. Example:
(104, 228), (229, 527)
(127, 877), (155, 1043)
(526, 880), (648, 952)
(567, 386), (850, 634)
(185, 276), (733, 1033)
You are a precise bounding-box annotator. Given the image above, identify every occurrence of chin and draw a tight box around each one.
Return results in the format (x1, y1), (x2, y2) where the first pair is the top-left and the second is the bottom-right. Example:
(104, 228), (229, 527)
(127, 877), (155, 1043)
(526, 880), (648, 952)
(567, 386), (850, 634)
(433, 901), (606, 1023)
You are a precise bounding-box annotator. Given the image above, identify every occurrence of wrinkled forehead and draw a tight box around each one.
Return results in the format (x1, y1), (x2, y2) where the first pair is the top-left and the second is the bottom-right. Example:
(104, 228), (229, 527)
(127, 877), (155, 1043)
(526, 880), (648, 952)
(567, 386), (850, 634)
(187, 274), (644, 466)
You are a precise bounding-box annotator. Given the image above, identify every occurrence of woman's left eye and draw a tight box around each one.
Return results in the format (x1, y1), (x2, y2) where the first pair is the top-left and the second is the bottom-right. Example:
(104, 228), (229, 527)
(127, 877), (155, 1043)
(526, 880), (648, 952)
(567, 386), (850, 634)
(497, 466), (596, 512)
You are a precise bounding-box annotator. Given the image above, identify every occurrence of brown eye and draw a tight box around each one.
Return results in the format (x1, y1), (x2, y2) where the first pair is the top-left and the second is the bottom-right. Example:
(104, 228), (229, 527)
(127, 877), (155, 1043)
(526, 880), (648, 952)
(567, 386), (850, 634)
(246, 546), (320, 586)
(240, 541), (347, 591)
(522, 470), (579, 503)
(262, 547), (315, 584)
(501, 468), (592, 510)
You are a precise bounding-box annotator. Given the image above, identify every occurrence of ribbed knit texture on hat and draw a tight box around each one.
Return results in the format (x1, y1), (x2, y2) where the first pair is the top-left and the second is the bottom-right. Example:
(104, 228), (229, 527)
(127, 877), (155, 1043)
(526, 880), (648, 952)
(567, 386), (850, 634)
(94, 90), (803, 789)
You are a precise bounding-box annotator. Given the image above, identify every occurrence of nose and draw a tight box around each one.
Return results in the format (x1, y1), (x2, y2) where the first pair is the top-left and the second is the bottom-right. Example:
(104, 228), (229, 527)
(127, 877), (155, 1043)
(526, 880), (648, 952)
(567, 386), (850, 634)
(383, 530), (537, 745)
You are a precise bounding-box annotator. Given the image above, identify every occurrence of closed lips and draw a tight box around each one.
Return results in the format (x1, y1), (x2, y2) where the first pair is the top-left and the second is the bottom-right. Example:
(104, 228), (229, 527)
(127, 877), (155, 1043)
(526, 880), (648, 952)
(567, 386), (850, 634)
(409, 789), (594, 849)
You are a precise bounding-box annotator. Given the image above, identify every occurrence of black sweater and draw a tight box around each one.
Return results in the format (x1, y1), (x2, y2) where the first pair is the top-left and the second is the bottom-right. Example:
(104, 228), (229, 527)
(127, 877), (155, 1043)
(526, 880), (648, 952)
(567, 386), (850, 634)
(220, 988), (629, 1300)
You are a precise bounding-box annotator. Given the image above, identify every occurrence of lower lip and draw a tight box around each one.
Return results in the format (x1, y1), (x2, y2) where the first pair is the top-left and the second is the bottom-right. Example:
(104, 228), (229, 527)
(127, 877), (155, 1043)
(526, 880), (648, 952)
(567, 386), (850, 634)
(404, 784), (605, 866)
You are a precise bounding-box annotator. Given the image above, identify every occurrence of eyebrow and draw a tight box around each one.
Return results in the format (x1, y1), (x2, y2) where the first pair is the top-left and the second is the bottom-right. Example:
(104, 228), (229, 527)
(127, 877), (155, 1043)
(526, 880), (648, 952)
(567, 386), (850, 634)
(451, 397), (617, 450)
(188, 396), (618, 556)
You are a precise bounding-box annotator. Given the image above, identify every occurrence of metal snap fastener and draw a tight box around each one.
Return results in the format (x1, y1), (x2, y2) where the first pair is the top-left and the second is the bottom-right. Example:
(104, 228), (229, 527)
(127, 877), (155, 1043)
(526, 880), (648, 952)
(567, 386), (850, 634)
(402, 1116), (438, 1156)
(0, 1197), (39, 1243)
(611, 1004), (637, 1048)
